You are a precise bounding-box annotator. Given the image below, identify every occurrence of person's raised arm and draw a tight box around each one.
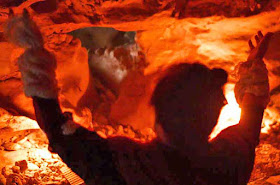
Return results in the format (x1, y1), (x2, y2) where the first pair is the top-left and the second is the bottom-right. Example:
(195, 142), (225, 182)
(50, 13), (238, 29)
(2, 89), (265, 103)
(211, 31), (273, 150)
(208, 32), (273, 184)
(4, 9), (125, 184)
(234, 31), (273, 146)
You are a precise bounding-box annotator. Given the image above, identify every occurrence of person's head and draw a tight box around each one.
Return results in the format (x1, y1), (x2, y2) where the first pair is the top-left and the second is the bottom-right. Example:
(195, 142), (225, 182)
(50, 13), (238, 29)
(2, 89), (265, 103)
(151, 63), (228, 149)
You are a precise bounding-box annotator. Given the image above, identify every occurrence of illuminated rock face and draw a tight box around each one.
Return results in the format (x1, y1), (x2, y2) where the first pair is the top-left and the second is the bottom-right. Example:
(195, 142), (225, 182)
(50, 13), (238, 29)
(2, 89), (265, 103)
(0, 0), (280, 183)
(0, 0), (279, 131)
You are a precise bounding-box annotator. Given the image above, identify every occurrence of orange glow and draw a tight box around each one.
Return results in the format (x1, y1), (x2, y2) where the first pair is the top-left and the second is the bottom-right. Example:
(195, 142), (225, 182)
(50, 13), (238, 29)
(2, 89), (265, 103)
(0, 3), (279, 147)
(35, 148), (53, 159)
(210, 83), (277, 140)
(262, 108), (280, 134)
(62, 107), (156, 142)
(209, 83), (241, 140)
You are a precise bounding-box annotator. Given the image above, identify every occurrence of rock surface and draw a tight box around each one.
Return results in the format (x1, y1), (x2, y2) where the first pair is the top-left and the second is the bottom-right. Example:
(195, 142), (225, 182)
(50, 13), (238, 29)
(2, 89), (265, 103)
(0, 109), (69, 185)
(0, 0), (279, 129)
(0, 1), (279, 184)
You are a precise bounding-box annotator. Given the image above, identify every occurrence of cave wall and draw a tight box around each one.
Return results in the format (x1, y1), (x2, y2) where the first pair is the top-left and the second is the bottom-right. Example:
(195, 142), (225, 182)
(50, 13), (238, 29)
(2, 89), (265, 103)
(0, 0), (279, 131)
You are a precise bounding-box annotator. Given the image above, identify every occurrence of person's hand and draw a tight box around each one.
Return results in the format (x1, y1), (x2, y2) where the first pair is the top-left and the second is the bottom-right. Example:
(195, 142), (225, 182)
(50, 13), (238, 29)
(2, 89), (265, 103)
(247, 31), (273, 62)
(234, 31), (273, 108)
(5, 9), (58, 99)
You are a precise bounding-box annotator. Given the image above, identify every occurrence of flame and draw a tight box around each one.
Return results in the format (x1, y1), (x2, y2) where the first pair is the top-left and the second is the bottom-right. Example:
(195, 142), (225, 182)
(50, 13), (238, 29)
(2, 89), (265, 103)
(209, 83), (278, 140)
(209, 83), (241, 140)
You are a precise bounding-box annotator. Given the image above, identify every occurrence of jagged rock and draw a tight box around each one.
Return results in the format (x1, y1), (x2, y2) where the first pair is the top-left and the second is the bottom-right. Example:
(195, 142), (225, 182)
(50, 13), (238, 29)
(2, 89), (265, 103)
(0, 0), (278, 131)
(69, 27), (136, 50)
(0, 174), (5, 185)
(27, 163), (39, 171)
(45, 33), (89, 111)
(250, 144), (280, 182)
(11, 166), (20, 174)
(15, 160), (28, 172)
(3, 143), (22, 151)
(6, 173), (25, 185)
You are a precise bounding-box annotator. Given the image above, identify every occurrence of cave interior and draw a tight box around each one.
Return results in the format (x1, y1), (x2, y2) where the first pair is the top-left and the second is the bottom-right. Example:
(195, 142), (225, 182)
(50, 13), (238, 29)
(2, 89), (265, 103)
(0, 0), (280, 184)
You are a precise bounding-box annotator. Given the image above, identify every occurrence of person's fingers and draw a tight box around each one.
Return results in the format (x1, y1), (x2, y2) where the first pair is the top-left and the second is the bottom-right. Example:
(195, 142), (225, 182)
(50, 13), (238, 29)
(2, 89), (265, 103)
(248, 40), (255, 50)
(258, 32), (273, 50)
(258, 31), (264, 39)
(256, 32), (274, 59)
(255, 35), (260, 44)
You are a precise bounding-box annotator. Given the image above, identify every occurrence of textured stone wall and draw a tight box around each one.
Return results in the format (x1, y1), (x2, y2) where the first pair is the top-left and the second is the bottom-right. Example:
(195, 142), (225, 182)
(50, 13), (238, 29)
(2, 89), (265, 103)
(0, 0), (279, 130)
(0, 1), (280, 183)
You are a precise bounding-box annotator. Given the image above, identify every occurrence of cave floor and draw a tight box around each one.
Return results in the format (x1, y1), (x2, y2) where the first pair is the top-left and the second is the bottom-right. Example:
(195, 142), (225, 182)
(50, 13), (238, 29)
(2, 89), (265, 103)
(0, 109), (69, 185)
(0, 107), (280, 184)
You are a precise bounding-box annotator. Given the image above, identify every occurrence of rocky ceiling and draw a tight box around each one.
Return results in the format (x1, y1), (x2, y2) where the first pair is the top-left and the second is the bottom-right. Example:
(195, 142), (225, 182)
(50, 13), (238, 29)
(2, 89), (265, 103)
(0, 0), (279, 132)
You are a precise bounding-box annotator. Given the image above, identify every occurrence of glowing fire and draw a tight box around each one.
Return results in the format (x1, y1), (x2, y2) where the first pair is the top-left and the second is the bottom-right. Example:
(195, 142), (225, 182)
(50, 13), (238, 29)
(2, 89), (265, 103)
(209, 83), (241, 140)
(210, 83), (277, 140)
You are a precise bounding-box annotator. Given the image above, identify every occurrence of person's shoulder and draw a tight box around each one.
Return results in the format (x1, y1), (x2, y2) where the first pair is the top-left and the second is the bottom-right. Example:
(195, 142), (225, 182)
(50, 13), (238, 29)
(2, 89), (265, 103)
(211, 125), (241, 143)
(210, 125), (255, 159)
